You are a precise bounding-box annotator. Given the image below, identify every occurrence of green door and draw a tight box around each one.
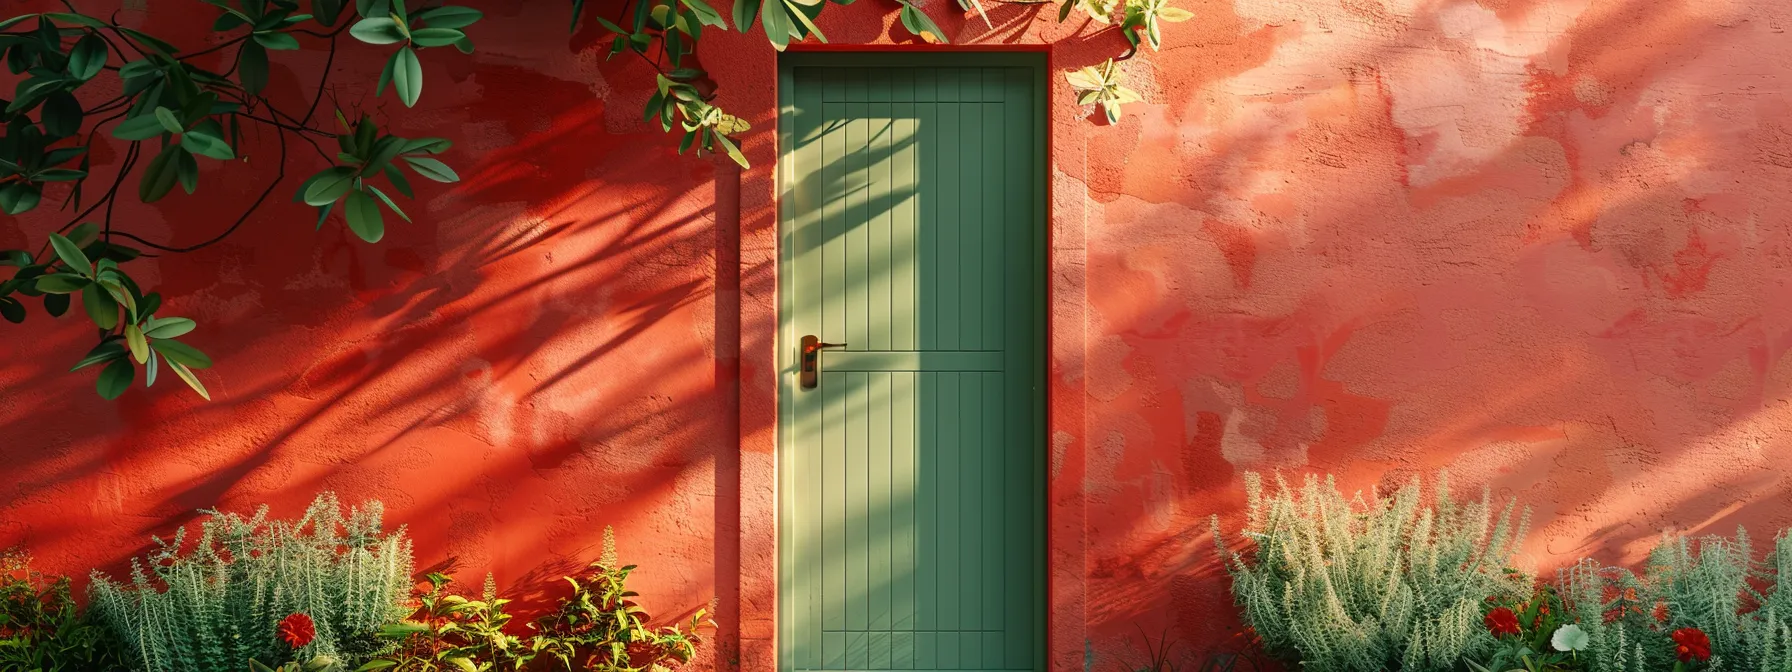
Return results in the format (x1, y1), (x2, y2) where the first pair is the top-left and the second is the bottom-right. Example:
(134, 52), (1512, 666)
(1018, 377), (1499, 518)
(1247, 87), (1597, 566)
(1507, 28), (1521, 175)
(777, 52), (1047, 672)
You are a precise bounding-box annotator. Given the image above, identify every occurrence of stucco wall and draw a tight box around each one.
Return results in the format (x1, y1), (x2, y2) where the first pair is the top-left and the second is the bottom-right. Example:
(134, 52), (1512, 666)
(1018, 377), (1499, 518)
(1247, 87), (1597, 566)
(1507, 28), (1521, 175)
(5, 0), (1792, 670)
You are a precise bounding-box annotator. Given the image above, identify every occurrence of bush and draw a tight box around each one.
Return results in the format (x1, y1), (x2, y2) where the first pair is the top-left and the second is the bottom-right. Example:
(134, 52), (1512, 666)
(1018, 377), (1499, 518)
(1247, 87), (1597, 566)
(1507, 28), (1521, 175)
(87, 492), (415, 672)
(1212, 471), (1531, 672)
(1559, 529), (1792, 672)
(0, 546), (127, 672)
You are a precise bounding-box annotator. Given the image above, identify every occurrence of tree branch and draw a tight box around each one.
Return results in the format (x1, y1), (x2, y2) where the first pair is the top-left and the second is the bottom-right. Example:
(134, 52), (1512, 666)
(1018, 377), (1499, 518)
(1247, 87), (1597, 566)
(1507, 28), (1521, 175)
(109, 131), (289, 254)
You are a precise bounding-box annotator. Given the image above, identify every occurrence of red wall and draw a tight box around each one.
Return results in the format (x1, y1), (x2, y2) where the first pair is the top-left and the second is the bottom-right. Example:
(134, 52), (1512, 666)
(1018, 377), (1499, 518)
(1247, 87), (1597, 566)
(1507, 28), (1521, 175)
(6, 0), (1792, 670)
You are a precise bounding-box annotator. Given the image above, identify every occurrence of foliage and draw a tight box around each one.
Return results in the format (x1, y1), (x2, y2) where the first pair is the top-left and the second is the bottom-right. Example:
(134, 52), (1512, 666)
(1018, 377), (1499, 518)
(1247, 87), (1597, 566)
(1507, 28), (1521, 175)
(1555, 528), (1792, 672)
(0, 0), (479, 401)
(1467, 585), (1595, 672)
(1212, 471), (1532, 672)
(363, 526), (713, 672)
(253, 654), (348, 672)
(361, 571), (527, 672)
(524, 527), (712, 671)
(0, 546), (128, 672)
(88, 492), (415, 672)
(1065, 60), (1142, 124)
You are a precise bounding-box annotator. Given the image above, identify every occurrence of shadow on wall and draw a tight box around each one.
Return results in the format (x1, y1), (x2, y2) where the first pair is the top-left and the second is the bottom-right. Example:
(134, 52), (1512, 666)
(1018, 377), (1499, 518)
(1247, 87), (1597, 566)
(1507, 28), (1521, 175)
(0, 1), (757, 657)
(1067, 0), (1792, 667)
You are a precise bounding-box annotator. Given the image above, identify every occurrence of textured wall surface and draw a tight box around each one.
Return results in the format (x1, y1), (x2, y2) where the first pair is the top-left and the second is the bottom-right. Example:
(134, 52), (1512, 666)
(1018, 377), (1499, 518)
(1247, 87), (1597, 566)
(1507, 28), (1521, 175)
(5, 0), (1792, 670)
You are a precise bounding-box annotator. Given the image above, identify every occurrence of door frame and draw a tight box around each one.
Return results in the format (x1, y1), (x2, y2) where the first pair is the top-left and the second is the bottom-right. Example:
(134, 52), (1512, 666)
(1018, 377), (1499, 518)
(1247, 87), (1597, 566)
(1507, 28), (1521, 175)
(773, 47), (1054, 672)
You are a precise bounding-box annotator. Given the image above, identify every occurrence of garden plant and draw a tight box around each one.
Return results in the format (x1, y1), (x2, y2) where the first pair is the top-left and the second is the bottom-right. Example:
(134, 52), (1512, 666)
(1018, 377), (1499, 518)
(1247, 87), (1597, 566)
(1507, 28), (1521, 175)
(1214, 471), (1792, 672)
(0, 492), (714, 672)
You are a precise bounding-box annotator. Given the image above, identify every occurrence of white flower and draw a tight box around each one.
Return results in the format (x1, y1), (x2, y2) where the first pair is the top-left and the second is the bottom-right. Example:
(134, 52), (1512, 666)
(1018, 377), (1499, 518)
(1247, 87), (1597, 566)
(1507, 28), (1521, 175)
(1551, 623), (1590, 652)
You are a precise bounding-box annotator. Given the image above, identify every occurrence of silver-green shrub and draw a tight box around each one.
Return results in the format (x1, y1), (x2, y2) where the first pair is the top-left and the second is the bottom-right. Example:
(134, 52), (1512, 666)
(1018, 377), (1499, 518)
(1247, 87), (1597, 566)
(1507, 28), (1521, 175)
(1212, 472), (1530, 672)
(88, 492), (414, 672)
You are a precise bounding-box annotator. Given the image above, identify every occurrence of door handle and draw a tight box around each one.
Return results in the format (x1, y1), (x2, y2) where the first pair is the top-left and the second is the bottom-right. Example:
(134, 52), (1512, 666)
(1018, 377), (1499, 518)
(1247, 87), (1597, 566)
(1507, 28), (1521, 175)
(800, 335), (847, 389)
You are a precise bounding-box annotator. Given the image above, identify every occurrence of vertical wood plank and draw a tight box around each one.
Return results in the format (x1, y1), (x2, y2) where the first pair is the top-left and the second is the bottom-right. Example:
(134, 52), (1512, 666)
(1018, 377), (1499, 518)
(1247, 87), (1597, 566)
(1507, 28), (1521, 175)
(892, 68), (918, 353)
(957, 71), (983, 351)
(937, 371), (961, 634)
(846, 371), (870, 635)
(935, 68), (961, 352)
(959, 372), (983, 633)
(790, 64), (827, 672)
(846, 70), (870, 352)
(869, 68), (894, 353)
(824, 369), (847, 635)
(916, 371), (938, 635)
(870, 372), (892, 633)
(847, 631), (869, 671)
(916, 68), (938, 354)
(892, 371), (917, 632)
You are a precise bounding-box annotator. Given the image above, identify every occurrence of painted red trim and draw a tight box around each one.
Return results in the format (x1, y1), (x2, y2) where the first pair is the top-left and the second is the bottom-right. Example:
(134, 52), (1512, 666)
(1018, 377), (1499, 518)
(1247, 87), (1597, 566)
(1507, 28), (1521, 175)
(1041, 44), (1056, 672)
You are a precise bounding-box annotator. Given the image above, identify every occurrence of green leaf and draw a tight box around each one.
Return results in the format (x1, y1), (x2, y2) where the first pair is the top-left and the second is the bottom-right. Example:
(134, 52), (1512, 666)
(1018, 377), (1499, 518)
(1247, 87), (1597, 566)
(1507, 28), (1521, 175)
(350, 17), (406, 44)
(355, 660), (400, 671)
(315, 0), (345, 26)
(239, 40), (269, 93)
(165, 358), (210, 400)
(898, 3), (948, 43)
(376, 47), (398, 95)
(714, 131), (749, 169)
(383, 163), (413, 198)
(50, 233), (92, 275)
(44, 146), (88, 166)
(303, 166), (357, 205)
(96, 358), (133, 399)
(70, 341), (126, 371)
(138, 145), (185, 203)
(41, 90), (84, 137)
(150, 339), (212, 369)
(365, 184), (410, 222)
(215, 11), (250, 31)
(402, 156), (458, 182)
(142, 316), (195, 338)
(44, 292), (70, 316)
(0, 296), (24, 324)
(0, 250), (29, 267)
(153, 106), (184, 134)
(118, 27), (177, 55)
(682, 0), (728, 26)
(760, 0), (792, 49)
(145, 348), (158, 387)
(182, 119), (236, 160)
(43, 12), (108, 28)
(782, 0), (827, 41)
(82, 282), (118, 329)
(0, 183), (42, 215)
(408, 27), (463, 47)
(177, 148), (199, 194)
(253, 31), (301, 50)
(0, 15), (37, 31)
(344, 189), (385, 242)
(69, 33), (108, 80)
(126, 323), (149, 363)
(732, 0), (760, 31)
(67, 222), (100, 247)
(34, 274), (90, 294)
(33, 168), (88, 182)
(399, 137), (451, 154)
(392, 46), (422, 107)
(113, 113), (169, 141)
(416, 6), (482, 29)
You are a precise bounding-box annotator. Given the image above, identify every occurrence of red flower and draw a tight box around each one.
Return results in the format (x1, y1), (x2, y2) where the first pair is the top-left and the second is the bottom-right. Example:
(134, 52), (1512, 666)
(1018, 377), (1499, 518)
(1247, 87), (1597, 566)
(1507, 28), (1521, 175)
(1673, 628), (1711, 662)
(277, 613), (316, 649)
(1484, 607), (1521, 638)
